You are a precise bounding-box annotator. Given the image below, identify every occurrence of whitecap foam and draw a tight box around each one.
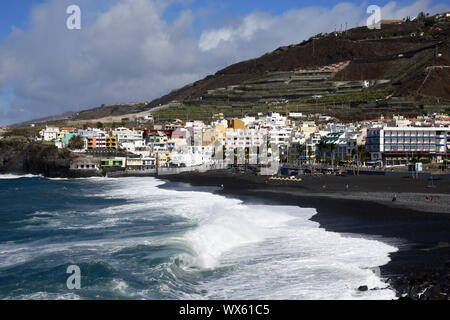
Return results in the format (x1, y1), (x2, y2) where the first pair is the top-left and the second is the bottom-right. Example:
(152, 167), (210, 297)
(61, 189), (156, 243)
(101, 177), (399, 299)
(0, 176), (400, 300)
(0, 174), (42, 179)
(6, 292), (81, 300)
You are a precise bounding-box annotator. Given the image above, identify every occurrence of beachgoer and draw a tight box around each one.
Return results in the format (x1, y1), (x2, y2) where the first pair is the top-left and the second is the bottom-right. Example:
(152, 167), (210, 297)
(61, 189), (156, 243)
(392, 194), (397, 202)
(220, 184), (224, 190)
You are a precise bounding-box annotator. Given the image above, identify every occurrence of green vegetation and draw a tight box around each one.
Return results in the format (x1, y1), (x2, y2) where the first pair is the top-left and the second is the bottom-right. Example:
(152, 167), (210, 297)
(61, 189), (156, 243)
(4, 126), (44, 138)
(150, 87), (400, 122)
(68, 135), (85, 150)
(2, 136), (28, 143)
(315, 89), (394, 104)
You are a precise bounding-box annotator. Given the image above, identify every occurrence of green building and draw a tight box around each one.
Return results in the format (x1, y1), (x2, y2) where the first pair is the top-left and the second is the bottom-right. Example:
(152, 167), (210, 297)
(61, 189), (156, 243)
(100, 157), (126, 168)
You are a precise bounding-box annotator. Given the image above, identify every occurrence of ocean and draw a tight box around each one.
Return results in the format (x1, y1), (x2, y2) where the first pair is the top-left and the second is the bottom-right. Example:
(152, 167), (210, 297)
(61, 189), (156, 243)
(0, 174), (398, 300)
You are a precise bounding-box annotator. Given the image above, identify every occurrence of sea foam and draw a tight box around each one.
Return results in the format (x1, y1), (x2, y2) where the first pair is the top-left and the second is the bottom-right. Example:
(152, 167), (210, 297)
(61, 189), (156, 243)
(0, 176), (399, 300)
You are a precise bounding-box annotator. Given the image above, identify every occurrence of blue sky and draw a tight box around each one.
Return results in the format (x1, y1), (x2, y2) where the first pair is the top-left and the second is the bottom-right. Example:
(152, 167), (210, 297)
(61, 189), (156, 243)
(0, 1), (43, 38)
(0, 0), (427, 40)
(0, 0), (449, 125)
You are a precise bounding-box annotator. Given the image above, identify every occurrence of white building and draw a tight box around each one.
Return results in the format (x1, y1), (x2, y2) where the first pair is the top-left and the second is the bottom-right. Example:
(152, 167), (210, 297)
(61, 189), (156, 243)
(225, 129), (267, 149)
(121, 139), (146, 153)
(39, 126), (60, 141)
(147, 131), (168, 152)
(171, 146), (214, 167)
(366, 126), (450, 163)
(268, 127), (293, 146)
(335, 131), (364, 160)
(112, 127), (144, 142)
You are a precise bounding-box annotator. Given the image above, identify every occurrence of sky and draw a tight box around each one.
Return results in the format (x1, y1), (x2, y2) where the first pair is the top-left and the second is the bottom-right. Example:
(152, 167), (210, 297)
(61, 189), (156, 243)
(1, 0), (449, 126)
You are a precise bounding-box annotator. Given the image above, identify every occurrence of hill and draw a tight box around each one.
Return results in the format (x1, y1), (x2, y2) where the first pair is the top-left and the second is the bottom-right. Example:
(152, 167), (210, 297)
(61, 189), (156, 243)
(18, 16), (450, 126)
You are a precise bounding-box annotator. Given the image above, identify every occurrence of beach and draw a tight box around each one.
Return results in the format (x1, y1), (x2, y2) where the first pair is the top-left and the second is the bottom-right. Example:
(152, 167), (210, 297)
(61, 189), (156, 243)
(158, 171), (450, 300)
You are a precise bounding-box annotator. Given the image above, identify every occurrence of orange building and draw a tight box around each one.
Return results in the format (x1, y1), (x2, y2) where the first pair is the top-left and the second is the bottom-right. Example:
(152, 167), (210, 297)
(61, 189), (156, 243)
(380, 20), (403, 25)
(87, 136), (118, 149)
(227, 119), (246, 130)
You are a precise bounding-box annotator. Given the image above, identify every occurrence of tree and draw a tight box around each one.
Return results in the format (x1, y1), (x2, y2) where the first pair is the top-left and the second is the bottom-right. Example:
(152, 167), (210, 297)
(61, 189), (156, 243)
(315, 154), (322, 164)
(329, 143), (336, 170)
(245, 147), (250, 164)
(307, 146), (314, 164)
(68, 135), (85, 150)
(351, 147), (357, 175)
(356, 145), (369, 176)
(96, 122), (103, 129)
(317, 140), (328, 163)
(298, 144), (305, 165)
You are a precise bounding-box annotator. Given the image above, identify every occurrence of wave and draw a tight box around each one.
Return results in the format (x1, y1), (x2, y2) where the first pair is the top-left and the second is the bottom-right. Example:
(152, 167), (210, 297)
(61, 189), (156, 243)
(0, 174), (42, 179)
(102, 177), (399, 299)
(0, 176), (399, 300)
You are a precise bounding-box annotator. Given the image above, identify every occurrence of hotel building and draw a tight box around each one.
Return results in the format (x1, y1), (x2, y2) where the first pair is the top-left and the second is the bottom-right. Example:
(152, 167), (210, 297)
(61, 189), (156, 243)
(366, 127), (450, 164)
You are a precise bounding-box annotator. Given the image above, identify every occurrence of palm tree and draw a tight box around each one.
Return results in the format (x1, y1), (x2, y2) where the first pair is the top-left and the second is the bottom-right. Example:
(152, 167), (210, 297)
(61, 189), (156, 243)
(329, 143), (336, 171)
(356, 145), (369, 176)
(307, 146), (313, 165)
(317, 141), (328, 165)
(298, 144), (305, 166)
(351, 147), (357, 175)
(315, 154), (322, 164)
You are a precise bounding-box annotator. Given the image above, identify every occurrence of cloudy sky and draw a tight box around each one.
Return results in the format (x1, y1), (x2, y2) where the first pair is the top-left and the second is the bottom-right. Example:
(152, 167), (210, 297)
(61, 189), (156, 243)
(0, 0), (449, 125)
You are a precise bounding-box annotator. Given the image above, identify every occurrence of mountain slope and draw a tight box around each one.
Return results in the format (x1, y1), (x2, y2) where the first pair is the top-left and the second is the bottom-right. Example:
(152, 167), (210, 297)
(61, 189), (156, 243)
(22, 18), (450, 125)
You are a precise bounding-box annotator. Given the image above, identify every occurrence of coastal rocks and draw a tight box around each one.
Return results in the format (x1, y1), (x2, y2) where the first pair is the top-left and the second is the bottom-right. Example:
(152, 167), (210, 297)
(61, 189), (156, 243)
(358, 285), (369, 292)
(0, 140), (73, 178)
(389, 267), (450, 300)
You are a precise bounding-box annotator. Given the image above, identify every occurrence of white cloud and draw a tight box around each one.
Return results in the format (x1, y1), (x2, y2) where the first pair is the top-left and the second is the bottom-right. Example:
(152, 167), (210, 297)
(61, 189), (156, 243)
(0, 0), (449, 125)
(380, 0), (450, 20)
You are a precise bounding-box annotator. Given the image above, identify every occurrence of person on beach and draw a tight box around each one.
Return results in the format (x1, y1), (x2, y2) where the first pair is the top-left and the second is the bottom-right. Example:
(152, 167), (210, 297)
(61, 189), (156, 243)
(220, 184), (224, 191)
(392, 194), (397, 202)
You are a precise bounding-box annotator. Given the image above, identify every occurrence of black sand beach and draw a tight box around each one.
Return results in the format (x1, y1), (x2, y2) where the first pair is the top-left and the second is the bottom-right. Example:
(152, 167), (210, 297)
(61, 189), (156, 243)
(159, 171), (450, 300)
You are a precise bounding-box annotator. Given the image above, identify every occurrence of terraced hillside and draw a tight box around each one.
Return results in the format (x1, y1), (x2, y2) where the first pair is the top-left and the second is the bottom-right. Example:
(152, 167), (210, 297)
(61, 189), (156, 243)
(151, 66), (406, 122)
(38, 17), (450, 124)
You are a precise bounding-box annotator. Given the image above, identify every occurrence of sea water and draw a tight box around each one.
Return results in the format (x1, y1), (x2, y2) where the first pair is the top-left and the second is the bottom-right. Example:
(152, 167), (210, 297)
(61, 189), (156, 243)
(0, 175), (398, 300)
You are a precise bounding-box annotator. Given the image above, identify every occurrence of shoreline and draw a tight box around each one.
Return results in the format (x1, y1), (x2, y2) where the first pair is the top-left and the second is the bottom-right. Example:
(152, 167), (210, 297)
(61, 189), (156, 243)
(2, 170), (449, 299)
(157, 171), (450, 300)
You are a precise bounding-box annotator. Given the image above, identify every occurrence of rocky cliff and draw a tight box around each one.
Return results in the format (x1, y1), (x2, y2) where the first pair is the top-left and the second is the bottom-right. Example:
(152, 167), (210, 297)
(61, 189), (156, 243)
(0, 140), (75, 178)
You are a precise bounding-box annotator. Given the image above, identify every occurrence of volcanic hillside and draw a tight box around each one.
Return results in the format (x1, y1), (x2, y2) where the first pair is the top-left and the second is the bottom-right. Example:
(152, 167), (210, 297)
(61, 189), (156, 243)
(64, 17), (450, 123)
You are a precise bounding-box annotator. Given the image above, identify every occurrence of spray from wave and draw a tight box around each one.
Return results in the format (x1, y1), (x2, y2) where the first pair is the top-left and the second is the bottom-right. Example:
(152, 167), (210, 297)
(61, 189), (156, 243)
(0, 176), (399, 300)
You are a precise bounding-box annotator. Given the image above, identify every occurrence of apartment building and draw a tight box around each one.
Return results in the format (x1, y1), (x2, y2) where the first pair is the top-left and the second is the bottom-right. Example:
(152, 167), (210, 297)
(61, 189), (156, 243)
(147, 132), (168, 152)
(112, 127), (144, 142)
(39, 126), (60, 141)
(87, 136), (118, 149)
(225, 129), (267, 149)
(366, 127), (450, 163)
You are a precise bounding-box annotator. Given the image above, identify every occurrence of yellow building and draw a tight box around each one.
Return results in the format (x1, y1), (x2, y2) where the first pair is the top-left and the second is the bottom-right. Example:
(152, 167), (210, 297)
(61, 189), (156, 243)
(299, 122), (317, 134)
(151, 151), (171, 167)
(214, 124), (226, 139)
(227, 119), (246, 130)
(106, 137), (118, 149)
